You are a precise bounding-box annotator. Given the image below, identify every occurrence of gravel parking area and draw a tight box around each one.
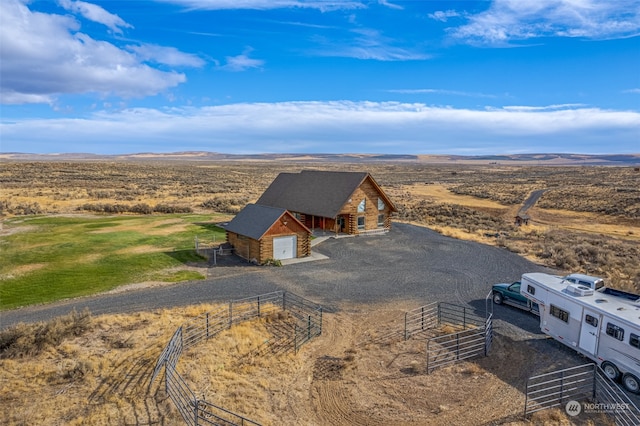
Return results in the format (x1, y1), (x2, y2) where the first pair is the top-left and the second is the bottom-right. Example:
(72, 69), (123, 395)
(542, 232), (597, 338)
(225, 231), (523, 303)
(1, 222), (553, 327)
(6, 222), (639, 423)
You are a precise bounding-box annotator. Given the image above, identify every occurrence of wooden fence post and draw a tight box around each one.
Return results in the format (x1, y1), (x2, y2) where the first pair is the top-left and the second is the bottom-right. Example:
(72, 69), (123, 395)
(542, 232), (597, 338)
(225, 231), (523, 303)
(404, 312), (409, 341)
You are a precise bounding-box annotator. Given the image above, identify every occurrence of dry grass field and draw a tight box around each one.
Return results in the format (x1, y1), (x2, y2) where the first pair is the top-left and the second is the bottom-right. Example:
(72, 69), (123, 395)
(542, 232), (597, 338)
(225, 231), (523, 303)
(1, 159), (638, 425)
(2, 160), (637, 291)
(0, 304), (613, 426)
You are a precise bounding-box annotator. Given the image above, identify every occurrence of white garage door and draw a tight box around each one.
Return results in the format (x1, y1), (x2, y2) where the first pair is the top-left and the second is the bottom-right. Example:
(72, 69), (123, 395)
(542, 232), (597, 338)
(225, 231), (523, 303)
(273, 236), (296, 260)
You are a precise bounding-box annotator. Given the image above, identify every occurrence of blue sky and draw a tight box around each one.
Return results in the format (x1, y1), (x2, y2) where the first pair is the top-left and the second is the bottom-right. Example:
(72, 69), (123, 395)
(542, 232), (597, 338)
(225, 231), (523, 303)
(0, 0), (639, 155)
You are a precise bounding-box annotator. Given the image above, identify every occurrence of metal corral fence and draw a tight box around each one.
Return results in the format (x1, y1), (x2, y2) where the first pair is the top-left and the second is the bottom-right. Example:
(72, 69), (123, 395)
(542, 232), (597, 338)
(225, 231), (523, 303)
(404, 300), (493, 374)
(524, 363), (640, 426)
(151, 291), (323, 426)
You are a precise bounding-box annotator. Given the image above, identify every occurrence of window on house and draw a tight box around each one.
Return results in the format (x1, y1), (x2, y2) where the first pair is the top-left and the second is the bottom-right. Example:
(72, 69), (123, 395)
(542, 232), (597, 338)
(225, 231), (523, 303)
(378, 198), (385, 210)
(630, 333), (640, 349)
(358, 199), (366, 213)
(357, 216), (365, 230)
(377, 214), (385, 227)
(606, 323), (624, 341)
(549, 305), (569, 323)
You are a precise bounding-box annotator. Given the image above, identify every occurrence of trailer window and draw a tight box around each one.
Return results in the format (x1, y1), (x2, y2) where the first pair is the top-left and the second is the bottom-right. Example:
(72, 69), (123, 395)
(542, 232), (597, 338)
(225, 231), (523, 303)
(630, 334), (640, 349)
(527, 285), (536, 295)
(550, 305), (569, 323)
(585, 314), (598, 327)
(606, 323), (624, 341)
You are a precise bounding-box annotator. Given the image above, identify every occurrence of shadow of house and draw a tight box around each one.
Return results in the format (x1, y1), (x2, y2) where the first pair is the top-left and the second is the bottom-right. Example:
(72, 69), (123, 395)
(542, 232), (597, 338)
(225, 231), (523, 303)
(224, 204), (311, 264)
(256, 170), (397, 235)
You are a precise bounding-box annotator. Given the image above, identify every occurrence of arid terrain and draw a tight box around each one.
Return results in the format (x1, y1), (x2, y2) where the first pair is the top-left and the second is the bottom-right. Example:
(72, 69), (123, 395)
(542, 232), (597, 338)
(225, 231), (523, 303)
(0, 301), (618, 426)
(1, 157), (639, 425)
(2, 158), (638, 290)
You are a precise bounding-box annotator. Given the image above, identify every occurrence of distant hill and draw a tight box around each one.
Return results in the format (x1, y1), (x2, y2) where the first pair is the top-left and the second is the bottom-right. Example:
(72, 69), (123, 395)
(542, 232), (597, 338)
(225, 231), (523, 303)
(1, 151), (639, 165)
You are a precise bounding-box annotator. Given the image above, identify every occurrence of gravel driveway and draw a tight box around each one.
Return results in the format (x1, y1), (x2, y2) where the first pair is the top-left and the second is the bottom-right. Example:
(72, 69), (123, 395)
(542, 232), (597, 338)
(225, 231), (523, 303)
(1, 223), (554, 328)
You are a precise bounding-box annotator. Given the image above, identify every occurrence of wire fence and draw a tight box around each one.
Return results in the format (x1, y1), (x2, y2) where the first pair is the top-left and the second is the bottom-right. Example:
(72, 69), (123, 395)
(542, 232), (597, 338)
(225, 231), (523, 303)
(151, 290), (323, 426)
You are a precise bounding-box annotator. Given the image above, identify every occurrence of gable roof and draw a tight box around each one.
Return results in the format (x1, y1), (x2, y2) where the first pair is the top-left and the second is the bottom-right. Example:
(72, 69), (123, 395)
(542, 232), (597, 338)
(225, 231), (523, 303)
(257, 170), (367, 218)
(257, 170), (394, 218)
(225, 204), (300, 240)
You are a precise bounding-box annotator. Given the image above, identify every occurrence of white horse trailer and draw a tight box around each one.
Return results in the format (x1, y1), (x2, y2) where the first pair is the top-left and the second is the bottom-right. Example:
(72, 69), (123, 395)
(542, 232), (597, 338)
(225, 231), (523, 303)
(520, 272), (640, 393)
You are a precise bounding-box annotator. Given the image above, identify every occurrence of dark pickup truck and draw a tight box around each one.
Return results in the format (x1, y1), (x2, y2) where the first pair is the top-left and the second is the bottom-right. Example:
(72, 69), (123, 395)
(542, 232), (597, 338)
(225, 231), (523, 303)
(491, 281), (540, 315)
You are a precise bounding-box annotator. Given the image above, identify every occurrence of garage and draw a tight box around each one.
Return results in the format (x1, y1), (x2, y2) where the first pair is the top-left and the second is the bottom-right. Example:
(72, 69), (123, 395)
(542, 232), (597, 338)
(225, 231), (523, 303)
(273, 236), (296, 260)
(224, 204), (311, 264)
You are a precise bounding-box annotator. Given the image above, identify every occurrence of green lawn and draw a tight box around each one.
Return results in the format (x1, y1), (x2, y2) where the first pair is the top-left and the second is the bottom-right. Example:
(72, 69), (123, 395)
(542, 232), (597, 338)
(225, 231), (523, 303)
(0, 214), (226, 310)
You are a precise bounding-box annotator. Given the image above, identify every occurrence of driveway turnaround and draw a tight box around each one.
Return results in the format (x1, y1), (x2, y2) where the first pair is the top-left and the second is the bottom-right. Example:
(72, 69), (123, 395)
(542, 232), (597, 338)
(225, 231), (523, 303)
(0, 223), (553, 328)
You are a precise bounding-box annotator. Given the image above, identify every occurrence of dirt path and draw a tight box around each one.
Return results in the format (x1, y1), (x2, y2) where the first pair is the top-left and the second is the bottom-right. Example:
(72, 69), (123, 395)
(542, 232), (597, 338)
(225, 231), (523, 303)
(519, 189), (547, 214)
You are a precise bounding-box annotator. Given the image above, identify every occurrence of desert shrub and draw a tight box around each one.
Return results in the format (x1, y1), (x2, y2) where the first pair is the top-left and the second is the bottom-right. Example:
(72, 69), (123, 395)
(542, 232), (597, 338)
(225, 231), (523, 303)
(451, 183), (536, 205)
(533, 229), (640, 292)
(0, 201), (43, 216)
(538, 186), (640, 219)
(130, 203), (153, 214)
(262, 258), (282, 267)
(77, 202), (192, 214)
(201, 197), (249, 214)
(0, 309), (92, 359)
(0, 200), (9, 215)
(398, 200), (514, 234)
(55, 359), (95, 382)
(153, 203), (193, 214)
(87, 189), (114, 199)
(78, 203), (130, 213)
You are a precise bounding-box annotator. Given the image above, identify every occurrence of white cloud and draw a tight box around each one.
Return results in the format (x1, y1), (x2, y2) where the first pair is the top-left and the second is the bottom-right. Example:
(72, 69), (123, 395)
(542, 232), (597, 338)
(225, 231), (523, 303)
(127, 44), (206, 67)
(327, 45), (430, 61)
(1, 92), (55, 106)
(0, 0), (197, 105)
(58, 0), (132, 34)
(218, 49), (265, 71)
(624, 89), (640, 94)
(428, 10), (461, 22)
(378, 0), (403, 11)
(154, 0), (365, 11)
(450, 0), (640, 45)
(2, 101), (638, 154)
(311, 27), (430, 61)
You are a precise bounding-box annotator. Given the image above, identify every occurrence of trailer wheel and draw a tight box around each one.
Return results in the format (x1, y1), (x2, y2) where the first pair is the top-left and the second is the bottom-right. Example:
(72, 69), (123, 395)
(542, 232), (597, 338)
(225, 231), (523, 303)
(622, 373), (640, 394)
(601, 361), (621, 381)
(492, 293), (503, 305)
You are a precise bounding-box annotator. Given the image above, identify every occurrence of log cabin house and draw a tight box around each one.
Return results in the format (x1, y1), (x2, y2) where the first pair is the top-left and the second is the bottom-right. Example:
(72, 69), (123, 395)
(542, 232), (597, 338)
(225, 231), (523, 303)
(225, 203), (311, 263)
(256, 170), (397, 235)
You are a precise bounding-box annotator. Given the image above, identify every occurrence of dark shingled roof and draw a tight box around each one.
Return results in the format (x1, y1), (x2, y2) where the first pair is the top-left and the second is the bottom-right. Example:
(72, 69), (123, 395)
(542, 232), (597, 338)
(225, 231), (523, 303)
(256, 170), (371, 218)
(225, 204), (289, 240)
